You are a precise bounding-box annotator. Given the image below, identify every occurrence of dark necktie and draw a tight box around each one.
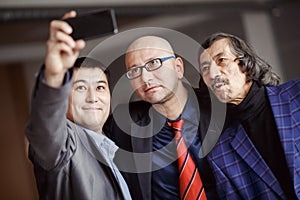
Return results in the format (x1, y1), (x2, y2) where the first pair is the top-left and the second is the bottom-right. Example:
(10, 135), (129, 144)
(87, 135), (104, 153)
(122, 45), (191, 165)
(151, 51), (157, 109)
(167, 118), (207, 200)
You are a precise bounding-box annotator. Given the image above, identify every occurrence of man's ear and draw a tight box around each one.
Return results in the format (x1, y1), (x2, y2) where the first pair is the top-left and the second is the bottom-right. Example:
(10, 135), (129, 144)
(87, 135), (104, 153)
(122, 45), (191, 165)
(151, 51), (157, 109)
(175, 57), (184, 79)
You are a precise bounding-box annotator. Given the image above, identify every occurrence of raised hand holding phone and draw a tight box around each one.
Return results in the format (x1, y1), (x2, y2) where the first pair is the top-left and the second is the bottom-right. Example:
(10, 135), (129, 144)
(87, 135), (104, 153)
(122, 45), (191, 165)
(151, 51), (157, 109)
(45, 11), (86, 88)
(44, 9), (118, 88)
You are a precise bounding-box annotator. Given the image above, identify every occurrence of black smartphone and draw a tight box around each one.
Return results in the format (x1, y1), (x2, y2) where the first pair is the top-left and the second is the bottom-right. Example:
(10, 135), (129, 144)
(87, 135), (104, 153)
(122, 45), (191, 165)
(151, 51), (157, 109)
(64, 9), (118, 40)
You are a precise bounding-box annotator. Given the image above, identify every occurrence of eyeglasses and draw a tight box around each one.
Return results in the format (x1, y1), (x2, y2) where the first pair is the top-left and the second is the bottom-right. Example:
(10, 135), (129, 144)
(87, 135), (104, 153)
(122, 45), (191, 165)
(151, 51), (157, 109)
(126, 56), (175, 80)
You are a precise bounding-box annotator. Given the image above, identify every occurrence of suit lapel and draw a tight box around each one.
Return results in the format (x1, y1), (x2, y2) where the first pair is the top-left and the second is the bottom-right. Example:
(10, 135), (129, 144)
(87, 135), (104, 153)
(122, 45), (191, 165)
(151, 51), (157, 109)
(266, 86), (299, 194)
(230, 124), (285, 198)
(266, 86), (292, 145)
(131, 122), (152, 200)
(69, 122), (123, 194)
(130, 106), (166, 200)
(131, 107), (157, 200)
(74, 123), (110, 166)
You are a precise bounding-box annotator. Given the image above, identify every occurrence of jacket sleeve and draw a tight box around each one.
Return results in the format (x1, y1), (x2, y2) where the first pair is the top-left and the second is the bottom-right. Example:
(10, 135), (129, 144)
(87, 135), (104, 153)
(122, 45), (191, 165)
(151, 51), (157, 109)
(25, 68), (73, 170)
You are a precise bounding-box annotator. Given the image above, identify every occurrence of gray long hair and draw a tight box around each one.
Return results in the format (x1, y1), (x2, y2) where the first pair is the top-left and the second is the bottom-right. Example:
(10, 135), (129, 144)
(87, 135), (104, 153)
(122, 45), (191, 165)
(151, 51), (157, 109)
(200, 32), (280, 86)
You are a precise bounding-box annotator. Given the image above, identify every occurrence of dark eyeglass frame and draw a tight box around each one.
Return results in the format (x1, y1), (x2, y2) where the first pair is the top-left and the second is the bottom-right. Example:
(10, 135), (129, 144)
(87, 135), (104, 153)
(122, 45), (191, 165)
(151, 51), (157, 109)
(126, 55), (175, 80)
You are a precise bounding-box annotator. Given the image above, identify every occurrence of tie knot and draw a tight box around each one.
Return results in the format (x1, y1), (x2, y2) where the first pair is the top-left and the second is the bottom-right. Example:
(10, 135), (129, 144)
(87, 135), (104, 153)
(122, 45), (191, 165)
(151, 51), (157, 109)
(167, 118), (184, 132)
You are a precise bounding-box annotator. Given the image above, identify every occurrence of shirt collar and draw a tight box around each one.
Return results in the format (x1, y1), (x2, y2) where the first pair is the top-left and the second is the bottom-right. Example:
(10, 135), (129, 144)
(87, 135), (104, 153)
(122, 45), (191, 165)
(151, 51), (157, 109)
(83, 127), (118, 159)
(181, 85), (200, 126)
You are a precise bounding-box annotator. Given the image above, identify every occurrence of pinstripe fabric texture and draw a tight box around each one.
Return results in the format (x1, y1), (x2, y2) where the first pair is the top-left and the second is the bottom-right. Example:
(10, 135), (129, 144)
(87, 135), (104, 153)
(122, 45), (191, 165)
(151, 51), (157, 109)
(207, 78), (300, 199)
(167, 119), (207, 200)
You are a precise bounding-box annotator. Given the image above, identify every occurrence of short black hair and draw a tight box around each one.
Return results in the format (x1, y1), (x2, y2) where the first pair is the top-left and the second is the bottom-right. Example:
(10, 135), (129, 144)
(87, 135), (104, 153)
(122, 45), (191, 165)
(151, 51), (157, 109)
(73, 57), (110, 86)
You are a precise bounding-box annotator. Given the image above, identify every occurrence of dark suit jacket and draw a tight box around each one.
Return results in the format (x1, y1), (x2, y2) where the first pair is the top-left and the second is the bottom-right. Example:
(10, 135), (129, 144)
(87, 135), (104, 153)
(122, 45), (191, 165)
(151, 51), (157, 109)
(207, 78), (300, 199)
(25, 71), (123, 200)
(105, 87), (219, 200)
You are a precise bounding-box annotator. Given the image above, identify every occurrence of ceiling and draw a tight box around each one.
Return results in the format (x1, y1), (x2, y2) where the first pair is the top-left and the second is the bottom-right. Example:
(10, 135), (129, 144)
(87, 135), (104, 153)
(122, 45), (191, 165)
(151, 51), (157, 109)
(1, 0), (298, 84)
(0, 0), (280, 62)
(0, 0), (274, 8)
(0, 0), (299, 99)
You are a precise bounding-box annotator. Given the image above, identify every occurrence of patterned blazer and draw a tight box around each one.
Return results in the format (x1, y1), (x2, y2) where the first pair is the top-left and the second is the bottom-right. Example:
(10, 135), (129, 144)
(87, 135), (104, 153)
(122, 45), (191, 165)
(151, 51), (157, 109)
(207, 78), (300, 199)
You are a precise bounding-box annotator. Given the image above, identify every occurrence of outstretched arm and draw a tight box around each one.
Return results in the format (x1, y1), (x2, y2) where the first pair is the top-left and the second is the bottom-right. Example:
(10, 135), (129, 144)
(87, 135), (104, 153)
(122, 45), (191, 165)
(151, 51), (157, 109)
(44, 11), (85, 88)
(25, 11), (85, 170)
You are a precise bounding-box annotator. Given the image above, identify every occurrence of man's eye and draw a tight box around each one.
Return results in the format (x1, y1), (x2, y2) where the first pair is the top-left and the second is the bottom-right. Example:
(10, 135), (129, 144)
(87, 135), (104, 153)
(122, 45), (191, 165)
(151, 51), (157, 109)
(217, 57), (228, 65)
(201, 66), (209, 73)
(202, 66), (209, 71)
(148, 59), (160, 68)
(75, 85), (86, 91)
(153, 59), (161, 65)
(131, 67), (140, 74)
(97, 85), (105, 91)
(151, 59), (160, 65)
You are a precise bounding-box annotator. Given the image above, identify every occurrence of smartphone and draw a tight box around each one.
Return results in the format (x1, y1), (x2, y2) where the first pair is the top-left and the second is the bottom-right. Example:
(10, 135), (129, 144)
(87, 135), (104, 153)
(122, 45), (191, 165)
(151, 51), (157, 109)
(64, 9), (118, 40)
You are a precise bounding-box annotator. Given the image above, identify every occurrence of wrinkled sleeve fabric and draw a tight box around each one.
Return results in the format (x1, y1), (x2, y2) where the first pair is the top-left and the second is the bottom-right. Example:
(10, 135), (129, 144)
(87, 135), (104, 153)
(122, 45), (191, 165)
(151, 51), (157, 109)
(25, 68), (73, 170)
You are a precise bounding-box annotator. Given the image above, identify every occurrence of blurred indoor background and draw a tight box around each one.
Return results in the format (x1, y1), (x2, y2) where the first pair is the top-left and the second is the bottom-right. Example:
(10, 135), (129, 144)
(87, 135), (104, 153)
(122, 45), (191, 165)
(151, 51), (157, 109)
(0, 0), (299, 199)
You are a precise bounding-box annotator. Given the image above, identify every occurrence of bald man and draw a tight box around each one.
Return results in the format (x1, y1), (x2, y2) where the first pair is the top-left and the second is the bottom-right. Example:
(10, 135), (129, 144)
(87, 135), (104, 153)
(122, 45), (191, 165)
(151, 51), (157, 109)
(105, 36), (218, 200)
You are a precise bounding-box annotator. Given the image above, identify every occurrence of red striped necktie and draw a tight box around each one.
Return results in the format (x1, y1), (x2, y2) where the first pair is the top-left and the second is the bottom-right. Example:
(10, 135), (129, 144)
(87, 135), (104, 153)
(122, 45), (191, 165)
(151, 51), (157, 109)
(167, 118), (207, 200)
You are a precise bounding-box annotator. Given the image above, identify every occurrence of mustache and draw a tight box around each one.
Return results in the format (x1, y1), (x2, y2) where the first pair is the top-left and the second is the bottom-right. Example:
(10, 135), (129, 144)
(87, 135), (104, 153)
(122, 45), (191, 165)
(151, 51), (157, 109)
(211, 75), (230, 88)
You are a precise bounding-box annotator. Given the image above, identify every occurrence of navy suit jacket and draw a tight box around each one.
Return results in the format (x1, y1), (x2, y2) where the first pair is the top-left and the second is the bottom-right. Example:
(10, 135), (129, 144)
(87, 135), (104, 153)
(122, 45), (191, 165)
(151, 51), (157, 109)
(106, 88), (219, 200)
(207, 78), (300, 199)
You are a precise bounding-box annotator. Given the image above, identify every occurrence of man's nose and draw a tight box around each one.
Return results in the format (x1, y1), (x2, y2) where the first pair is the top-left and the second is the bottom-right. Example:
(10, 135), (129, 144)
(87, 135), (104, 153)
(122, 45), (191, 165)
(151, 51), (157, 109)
(210, 62), (221, 80)
(140, 67), (154, 82)
(86, 88), (98, 102)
